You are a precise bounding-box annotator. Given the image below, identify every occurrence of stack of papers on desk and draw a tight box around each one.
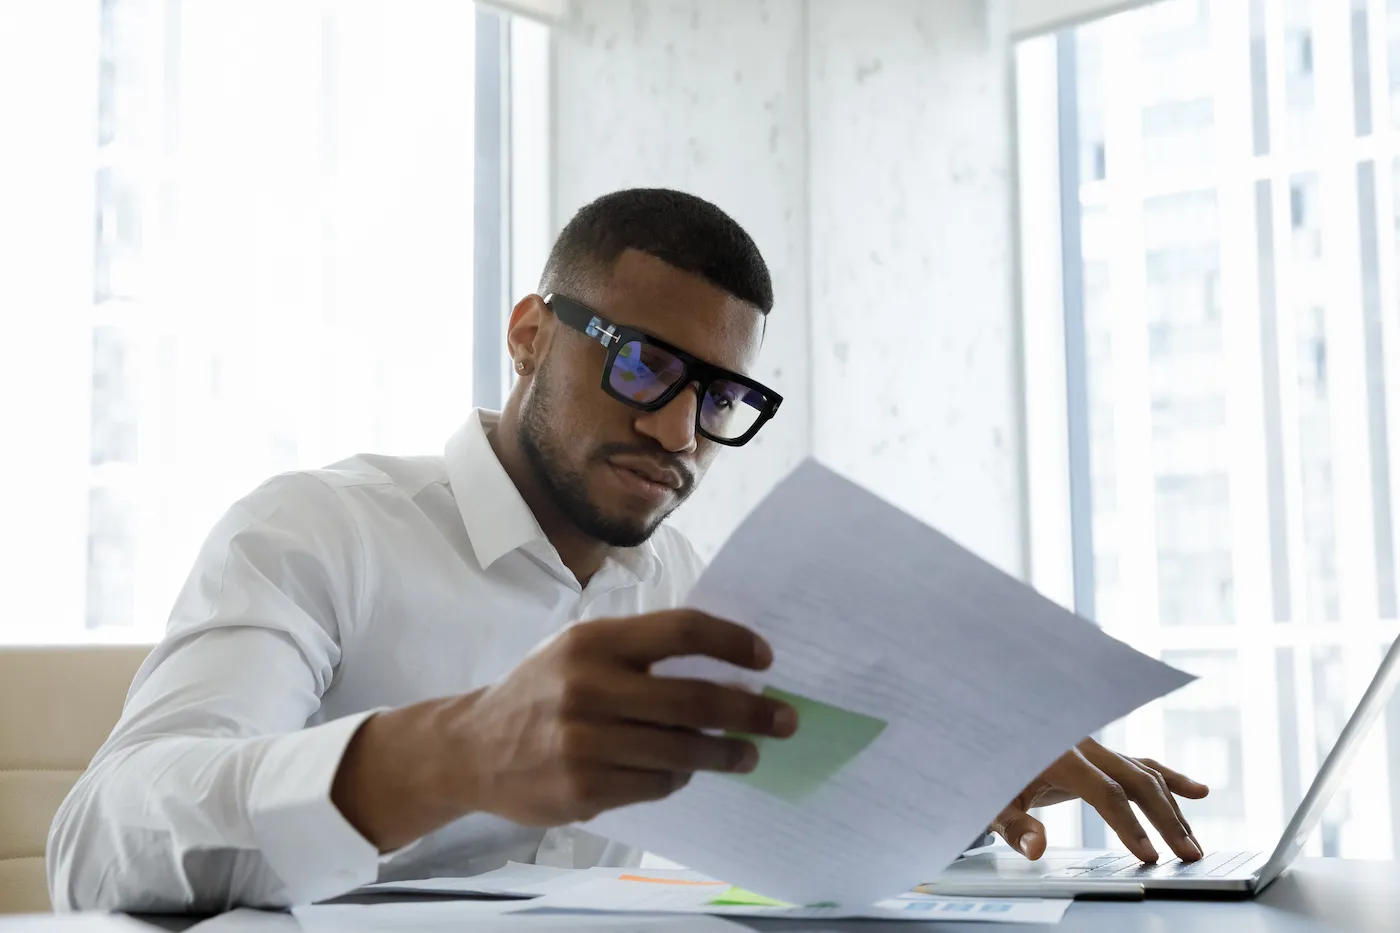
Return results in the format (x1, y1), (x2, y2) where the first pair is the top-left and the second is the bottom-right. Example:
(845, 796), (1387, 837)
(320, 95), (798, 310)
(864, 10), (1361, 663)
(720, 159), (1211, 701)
(294, 901), (740, 933)
(301, 867), (1072, 926)
(582, 459), (1191, 907)
(358, 862), (713, 898)
(513, 872), (1072, 923)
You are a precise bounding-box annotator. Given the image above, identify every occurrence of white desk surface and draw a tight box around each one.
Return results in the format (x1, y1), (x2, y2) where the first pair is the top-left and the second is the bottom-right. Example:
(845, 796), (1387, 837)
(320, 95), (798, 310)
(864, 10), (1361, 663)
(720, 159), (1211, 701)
(3, 858), (1392, 933)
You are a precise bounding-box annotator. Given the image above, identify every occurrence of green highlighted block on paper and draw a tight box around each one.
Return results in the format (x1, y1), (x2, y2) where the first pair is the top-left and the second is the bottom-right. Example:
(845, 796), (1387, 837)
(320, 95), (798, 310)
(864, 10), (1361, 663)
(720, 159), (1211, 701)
(709, 886), (793, 908)
(726, 686), (887, 802)
(708, 886), (838, 910)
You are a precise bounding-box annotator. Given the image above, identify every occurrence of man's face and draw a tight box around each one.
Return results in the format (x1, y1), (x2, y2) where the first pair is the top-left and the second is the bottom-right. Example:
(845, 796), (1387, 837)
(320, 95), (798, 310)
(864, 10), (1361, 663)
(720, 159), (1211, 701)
(516, 249), (765, 547)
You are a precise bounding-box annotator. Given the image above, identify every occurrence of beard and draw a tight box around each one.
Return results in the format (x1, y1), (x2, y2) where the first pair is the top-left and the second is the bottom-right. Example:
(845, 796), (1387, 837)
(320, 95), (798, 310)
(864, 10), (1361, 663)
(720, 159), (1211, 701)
(517, 363), (689, 548)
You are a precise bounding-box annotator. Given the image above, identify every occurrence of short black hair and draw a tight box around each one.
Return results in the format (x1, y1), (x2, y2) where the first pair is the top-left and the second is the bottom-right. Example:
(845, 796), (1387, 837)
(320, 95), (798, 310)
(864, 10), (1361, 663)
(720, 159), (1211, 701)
(540, 188), (773, 313)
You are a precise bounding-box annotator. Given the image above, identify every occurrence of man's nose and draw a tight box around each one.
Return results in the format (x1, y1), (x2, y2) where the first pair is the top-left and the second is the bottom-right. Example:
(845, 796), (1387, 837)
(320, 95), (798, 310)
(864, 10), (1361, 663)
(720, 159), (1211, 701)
(634, 384), (699, 454)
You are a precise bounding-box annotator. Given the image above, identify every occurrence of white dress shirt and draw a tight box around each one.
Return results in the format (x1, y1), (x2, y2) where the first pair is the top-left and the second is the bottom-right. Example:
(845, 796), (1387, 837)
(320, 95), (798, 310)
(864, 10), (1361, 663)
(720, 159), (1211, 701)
(47, 410), (706, 913)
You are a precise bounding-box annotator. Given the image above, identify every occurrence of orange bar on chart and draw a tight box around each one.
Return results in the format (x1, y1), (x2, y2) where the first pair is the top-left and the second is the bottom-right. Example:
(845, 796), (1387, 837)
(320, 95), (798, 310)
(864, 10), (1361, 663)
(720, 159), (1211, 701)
(616, 874), (727, 886)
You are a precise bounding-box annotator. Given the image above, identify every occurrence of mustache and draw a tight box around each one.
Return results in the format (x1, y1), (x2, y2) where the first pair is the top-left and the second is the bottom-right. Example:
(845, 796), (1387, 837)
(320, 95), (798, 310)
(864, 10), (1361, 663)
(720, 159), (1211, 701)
(593, 443), (697, 493)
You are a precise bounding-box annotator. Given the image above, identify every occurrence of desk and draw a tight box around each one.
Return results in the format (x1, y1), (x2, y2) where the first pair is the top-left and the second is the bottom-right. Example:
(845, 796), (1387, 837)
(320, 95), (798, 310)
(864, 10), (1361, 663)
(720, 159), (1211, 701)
(748, 859), (1399, 932)
(117, 859), (1395, 933)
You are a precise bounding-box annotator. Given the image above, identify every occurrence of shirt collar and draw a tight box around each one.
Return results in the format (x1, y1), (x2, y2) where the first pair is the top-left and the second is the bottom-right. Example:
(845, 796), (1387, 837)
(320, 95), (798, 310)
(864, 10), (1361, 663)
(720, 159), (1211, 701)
(445, 410), (662, 583)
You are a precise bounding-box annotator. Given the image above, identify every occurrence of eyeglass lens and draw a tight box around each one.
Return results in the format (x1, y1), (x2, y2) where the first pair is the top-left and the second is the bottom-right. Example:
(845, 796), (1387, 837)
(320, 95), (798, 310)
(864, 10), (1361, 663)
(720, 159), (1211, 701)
(607, 339), (767, 440)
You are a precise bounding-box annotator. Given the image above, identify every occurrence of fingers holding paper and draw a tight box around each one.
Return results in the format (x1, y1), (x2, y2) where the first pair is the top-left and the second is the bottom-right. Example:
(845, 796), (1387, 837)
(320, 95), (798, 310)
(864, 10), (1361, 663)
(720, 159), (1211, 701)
(453, 610), (800, 826)
(991, 738), (1209, 864)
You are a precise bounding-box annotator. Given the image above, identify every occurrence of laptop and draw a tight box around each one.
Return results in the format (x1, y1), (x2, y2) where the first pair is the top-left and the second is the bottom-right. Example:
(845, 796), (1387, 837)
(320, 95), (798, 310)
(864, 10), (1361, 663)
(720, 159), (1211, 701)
(920, 633), (1400, 899)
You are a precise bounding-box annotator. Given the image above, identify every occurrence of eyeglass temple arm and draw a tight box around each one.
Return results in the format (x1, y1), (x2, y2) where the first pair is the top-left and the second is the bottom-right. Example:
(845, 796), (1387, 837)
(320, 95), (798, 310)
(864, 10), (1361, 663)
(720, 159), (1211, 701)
(546, 294), (621, 349)
(584, 317), (621, 347)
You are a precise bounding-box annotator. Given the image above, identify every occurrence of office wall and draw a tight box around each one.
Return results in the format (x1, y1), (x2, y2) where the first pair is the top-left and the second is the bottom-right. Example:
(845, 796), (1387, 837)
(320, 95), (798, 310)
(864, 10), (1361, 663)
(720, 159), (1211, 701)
(550, 0), (812, 559)
(551, 0), (1026, 575)
(807, 0), (1026, 575)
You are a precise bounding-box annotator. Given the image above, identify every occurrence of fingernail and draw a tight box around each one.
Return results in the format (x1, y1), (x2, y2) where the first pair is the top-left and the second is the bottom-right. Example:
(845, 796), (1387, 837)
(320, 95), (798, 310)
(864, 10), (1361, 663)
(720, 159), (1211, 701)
(736, 745), (759, 773)
(1189, 834), (1204, 855)
(753, 639), (773, 668)
(1139, 839), (1158, 863)
(1188, 837), (1203, 859)
(1017, 833), (1041, 858)
(772, 705), (798, 736)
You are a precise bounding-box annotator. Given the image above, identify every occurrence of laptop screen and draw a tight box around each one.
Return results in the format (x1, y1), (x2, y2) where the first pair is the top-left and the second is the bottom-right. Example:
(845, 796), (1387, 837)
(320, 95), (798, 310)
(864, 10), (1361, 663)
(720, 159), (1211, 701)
(1259, 634), (1400, 884)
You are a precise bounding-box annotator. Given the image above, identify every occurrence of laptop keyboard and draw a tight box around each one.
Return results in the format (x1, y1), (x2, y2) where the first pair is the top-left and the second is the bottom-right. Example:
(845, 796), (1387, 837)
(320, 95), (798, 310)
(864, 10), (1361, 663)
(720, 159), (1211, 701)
(1049, 850), (1262, 880)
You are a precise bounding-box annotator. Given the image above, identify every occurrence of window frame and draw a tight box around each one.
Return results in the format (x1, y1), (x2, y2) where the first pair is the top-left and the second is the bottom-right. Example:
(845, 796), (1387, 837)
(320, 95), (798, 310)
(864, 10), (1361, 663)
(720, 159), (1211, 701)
(1017, 0), (1400, 858)
(0, 1), (551, 646)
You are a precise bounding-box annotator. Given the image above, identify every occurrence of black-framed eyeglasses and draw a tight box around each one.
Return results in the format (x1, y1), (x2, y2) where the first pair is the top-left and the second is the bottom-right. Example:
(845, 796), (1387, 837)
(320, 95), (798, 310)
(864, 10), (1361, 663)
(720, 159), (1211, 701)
(544, 293), (782, 447)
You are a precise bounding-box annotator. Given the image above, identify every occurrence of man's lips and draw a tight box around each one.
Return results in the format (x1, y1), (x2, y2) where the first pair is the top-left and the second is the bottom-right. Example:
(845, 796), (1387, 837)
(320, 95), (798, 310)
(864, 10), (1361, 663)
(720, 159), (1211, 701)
(607, 457), (685, 490)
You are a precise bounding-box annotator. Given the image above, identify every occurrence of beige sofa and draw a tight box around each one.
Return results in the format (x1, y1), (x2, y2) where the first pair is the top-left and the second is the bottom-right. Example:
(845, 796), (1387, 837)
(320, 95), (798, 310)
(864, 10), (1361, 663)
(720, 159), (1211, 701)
(0, 646), (148, 914)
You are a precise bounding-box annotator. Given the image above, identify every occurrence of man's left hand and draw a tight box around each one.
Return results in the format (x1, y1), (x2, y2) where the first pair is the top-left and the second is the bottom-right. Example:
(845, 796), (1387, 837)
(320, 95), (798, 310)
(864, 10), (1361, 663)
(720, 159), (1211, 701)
(990, 738), (1210, 864)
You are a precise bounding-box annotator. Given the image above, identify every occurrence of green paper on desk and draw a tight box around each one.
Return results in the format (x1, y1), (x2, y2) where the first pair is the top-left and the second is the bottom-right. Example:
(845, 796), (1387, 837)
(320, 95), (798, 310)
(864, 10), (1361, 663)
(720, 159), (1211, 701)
(725, 686), (887, 801)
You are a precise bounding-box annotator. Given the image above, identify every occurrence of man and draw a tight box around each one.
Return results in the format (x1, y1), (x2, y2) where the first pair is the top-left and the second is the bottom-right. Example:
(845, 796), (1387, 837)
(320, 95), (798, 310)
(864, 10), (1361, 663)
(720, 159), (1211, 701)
(49, 189), (1208, 913)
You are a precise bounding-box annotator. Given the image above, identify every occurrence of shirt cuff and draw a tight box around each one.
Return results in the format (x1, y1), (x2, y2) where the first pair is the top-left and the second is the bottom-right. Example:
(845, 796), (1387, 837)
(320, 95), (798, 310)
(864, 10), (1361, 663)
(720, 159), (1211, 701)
(247, 710), (382, 904)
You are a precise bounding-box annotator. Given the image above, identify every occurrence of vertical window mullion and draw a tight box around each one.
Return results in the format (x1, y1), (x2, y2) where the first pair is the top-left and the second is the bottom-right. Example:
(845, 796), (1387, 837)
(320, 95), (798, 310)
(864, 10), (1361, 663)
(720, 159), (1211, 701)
(1315, 1), (1381, 631)
(1212, 0), (1289, 847)
(1097, 10), (1167, 839)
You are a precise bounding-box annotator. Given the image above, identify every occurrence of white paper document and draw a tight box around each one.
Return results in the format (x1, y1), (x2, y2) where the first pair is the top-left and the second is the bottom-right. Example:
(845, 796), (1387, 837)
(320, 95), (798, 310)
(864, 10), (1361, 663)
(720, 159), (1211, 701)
(0, 919), (154, 933)
(586, 459), (1191, 908)
(358, 862), (713, 898)
(516, 875), (1071, 924)
(294, 901), (741, 933)
(186, 909), (302, 933)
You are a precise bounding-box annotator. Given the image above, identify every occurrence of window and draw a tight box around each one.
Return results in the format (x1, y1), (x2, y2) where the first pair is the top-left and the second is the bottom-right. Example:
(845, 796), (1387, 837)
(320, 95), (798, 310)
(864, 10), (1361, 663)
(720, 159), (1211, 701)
(0, 1), (550, 644)
(1019, 0), (1400, 858)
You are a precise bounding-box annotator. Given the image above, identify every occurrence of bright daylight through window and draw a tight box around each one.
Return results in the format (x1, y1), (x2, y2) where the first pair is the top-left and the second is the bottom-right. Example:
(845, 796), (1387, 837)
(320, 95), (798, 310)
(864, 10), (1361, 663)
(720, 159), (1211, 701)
(1019, 0), (1400, 860)
(0, 1), (548, 644)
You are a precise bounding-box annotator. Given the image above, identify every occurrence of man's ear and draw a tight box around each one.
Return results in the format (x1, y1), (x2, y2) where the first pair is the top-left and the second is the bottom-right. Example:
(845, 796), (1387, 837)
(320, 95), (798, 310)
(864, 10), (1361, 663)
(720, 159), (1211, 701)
(506, 294), (552, 369)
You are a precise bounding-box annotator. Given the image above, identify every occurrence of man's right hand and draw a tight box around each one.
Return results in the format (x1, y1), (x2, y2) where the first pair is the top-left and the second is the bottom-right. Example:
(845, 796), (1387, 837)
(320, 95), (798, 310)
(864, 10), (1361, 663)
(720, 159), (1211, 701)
(456, 610), (798, 825)
(332, 610), (797, 849)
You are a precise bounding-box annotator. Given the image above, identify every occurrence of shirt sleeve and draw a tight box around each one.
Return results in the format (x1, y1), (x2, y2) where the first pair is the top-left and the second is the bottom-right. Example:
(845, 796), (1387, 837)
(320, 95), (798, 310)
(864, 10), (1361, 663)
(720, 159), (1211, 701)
(47, 473), (383, 913)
